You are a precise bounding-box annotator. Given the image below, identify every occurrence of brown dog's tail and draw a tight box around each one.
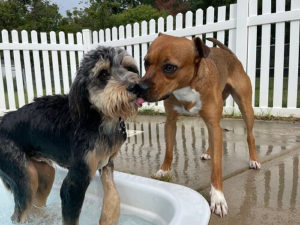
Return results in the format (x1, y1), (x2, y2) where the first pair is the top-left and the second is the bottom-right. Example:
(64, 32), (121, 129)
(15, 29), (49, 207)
(206, 38), (234, 55)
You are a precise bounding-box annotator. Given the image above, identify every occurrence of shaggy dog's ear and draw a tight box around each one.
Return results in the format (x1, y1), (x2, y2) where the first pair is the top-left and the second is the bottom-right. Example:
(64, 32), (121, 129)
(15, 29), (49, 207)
(69, 76), (89, 121)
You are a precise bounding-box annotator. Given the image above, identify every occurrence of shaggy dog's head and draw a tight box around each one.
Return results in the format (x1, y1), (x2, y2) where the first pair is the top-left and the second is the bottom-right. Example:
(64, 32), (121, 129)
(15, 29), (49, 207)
(69, 47), (143, 121)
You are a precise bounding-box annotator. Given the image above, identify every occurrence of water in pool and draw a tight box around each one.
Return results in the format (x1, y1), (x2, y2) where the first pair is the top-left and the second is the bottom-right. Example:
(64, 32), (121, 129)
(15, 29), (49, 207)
(0, 176), (155, 225)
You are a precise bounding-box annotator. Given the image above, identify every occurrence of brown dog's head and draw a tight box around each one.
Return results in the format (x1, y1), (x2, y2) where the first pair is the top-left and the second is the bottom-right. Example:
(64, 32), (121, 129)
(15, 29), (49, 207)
(137, 34), (210, 102)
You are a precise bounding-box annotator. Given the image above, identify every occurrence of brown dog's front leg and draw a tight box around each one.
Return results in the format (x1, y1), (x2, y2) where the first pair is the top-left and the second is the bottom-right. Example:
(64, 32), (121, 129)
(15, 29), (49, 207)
(154, 112), (178, 179)
(99, 160), (120, 225)
(205, 119), (228, 217)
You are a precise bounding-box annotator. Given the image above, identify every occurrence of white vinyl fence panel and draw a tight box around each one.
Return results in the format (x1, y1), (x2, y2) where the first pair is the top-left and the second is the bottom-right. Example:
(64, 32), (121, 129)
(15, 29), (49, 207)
(273, 0), (285, 108)
(0, 0), (300, 117)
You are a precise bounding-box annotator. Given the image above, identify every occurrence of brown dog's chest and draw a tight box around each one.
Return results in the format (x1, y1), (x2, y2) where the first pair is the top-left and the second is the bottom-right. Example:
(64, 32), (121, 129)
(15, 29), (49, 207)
(172, 86), (202, 115)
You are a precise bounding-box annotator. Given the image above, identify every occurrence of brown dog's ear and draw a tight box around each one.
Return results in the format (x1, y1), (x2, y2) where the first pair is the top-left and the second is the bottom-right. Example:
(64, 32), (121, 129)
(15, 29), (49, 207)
(193, 37), (210, 58)
(158, 32), (164, 37)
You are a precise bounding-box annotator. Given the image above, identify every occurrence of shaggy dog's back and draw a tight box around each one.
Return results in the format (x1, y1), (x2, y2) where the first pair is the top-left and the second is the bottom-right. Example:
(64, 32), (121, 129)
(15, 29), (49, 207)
(0, 95), (76, 166)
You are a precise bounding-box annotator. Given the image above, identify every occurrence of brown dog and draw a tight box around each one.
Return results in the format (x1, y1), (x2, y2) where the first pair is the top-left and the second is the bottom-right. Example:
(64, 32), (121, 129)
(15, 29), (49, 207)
(137, 34), (261, 217)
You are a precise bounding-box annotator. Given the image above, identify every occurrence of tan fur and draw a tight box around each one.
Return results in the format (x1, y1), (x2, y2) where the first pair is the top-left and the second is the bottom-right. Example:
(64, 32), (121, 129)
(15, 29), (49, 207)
(84, 137), (121, 225)
(99, 165), (120, 225)
(89, 79), (138, 120)
(92, 60), (110, 77)
(85, 149), (110, 178)
(122, 56), (137, 68)
(31, 160), (55, 207)
(11, 159), (55, 223)
(85, 137), (122, 178)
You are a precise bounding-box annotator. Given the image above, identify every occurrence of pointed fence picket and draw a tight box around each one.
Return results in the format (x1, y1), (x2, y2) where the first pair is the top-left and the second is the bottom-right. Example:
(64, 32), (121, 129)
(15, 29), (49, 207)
(141, 21), (148, 76)
(225, 4), (237, 110)
(259, 0), (272, 108)
(50, 31), (61, 95)
(125, 24), (132, 57)
(118, 26), (125, 50)
(247, 0), (258, 107)
(59, 32), (70, 94)
(185, 11), (193, 40)
(0, 0), (300, 117)
(68, 33), (77, 81)
(195, 9), (203, 40)
(206, 7), (214, 47)
(287, 0), (300, 108)
(41, 32), (52, 96)
(22, 30), (34, 103)
(133, 23), (140, 73)
(0, 53), (5, 109)
(31, 30), (43, 98)
(76, 32), (84, 64)
(273, 0), (285, 108)
(12, 30), (25, 107)
(2, 30), (16, 109)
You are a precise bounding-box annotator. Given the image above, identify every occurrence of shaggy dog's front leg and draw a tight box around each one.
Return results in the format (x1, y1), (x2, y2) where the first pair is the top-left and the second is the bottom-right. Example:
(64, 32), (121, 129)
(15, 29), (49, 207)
(99, 160), (120, 225)
(60, 161), (91, 225)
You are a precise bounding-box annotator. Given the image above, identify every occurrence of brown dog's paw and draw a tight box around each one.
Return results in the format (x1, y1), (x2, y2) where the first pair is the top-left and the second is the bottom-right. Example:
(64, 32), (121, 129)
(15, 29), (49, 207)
(151, 170), (172, 182)
(249, 160), (261, 169)
(200, 153), (211, 160)
(210, 185), (228, 217)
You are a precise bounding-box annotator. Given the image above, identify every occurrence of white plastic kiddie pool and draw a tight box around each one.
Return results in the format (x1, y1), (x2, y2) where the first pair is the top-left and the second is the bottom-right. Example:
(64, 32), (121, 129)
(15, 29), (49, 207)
(0, 165), (210, 225)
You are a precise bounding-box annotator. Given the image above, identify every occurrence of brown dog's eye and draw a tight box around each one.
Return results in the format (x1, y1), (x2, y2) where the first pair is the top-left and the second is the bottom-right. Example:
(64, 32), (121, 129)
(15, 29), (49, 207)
(163, 64), (177, 74)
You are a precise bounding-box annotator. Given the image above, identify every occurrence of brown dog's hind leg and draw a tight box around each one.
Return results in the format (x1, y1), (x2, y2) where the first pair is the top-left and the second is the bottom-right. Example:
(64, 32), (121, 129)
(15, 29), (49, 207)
(201, 85), (231, 161)
(200, 147), (211, 160)
(99, 160), (120, 225)
(230, 74), (261, 169)
(31, 160), (55, 207)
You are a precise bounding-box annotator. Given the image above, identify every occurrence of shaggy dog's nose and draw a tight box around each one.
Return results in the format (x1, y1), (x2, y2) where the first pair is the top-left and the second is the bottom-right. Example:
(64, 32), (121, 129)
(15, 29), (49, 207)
(126, 83), (138, 93)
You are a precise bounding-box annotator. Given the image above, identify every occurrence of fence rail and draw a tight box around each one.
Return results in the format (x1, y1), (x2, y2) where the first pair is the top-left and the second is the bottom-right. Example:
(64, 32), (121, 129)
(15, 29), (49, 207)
(0, 0), (299, 117)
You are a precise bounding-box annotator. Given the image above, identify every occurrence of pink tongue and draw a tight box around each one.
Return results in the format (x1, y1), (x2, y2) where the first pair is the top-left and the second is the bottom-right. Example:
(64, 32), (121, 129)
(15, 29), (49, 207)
(137, 97), (145, 107)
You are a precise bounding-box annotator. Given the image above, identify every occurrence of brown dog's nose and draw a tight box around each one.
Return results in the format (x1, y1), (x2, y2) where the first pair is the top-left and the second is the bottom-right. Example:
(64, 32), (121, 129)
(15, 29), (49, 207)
(137, 82), (149, 93)
(126, 82), (149, 98)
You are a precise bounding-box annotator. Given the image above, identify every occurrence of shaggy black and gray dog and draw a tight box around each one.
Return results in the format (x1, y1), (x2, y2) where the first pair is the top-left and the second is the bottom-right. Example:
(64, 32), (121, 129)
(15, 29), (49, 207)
(0, 46), (144, 225)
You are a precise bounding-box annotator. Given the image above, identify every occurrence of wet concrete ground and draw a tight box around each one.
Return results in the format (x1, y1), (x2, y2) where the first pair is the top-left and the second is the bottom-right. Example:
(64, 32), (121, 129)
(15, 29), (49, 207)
(115, 115), (300, 225)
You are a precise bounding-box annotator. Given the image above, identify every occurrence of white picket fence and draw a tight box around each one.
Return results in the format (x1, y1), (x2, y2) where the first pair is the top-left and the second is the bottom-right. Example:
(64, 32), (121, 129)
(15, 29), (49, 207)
(0, 0), (299, 117)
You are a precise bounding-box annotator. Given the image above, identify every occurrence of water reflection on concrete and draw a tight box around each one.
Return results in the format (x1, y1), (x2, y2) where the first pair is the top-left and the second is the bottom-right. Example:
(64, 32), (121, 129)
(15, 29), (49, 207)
(208, 151), (300, 225)
(115, 116), (300, 190)
(115, 115), (300, 224)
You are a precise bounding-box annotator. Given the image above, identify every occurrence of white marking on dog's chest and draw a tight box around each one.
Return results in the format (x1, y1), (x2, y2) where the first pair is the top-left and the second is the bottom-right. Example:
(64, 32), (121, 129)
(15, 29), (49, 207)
(173, 87), (202, 115)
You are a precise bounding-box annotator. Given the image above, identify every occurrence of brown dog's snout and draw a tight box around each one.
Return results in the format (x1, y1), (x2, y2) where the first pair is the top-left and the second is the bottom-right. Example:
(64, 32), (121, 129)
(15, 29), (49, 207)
(126, 82), (149, 98)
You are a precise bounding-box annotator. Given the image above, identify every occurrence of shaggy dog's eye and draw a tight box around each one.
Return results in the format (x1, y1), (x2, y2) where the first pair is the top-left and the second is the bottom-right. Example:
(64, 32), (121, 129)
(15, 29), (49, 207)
(125, 66), (138, 74)
(99, 69), (110, 80)
(163, 64), (177, 74)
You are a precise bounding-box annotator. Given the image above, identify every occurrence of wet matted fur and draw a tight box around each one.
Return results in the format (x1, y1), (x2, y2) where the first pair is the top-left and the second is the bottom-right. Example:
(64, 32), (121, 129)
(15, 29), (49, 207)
(0, 46), (141, 225)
